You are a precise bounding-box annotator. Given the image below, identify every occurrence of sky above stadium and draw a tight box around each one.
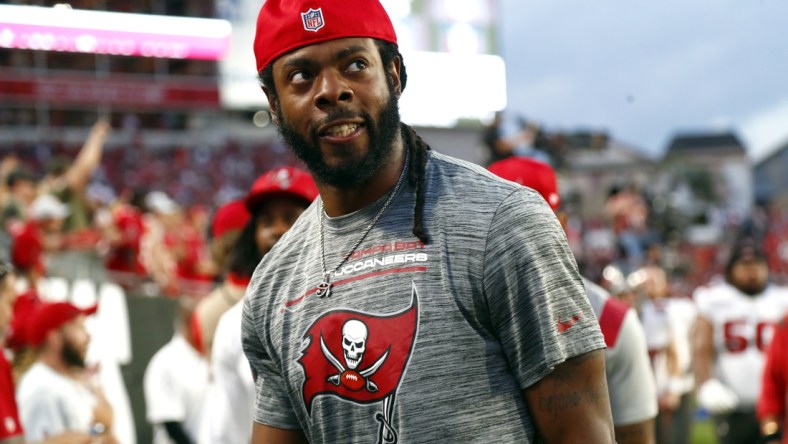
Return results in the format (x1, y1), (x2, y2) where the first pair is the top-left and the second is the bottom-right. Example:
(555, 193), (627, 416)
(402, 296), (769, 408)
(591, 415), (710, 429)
(499, 0), (788, 161)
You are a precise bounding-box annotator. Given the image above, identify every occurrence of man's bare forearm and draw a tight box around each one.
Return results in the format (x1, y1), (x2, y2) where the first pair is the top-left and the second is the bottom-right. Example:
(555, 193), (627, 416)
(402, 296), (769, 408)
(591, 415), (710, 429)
(524, 349), (615, 443)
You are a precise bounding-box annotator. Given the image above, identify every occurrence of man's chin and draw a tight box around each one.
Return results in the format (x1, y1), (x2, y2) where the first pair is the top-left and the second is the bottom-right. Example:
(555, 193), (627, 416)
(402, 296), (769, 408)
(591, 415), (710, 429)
(313, 163), (377, 189)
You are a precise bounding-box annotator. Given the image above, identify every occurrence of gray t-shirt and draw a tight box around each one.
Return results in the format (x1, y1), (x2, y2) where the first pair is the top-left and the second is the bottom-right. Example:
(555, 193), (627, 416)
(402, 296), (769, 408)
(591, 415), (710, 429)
(242, 151), (605, 443)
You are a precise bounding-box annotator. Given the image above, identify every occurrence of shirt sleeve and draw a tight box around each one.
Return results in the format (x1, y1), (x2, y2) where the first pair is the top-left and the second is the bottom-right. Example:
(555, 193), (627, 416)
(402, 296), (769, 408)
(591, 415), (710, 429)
(757, 318), (786, 420)
(19, 389), (68, 441)
(241, 294), (301, 429)
(482, 188), (605, 389)
(143, 349), (185, 423)
(606, 309), (659, 426)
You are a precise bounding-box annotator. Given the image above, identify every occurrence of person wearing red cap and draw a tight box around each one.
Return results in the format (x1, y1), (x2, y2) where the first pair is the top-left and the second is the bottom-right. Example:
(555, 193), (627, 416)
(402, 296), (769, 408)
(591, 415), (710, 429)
(14, 300), (117, 444)
(189, 199), (251, 359)
(758, 314), (788, 443)
(201, 166), (317, 444)
(692, 238), (788, 444)
(1, 264), (94, 444)
(242, 2), (613, 443)
(489, 156), (658, 444)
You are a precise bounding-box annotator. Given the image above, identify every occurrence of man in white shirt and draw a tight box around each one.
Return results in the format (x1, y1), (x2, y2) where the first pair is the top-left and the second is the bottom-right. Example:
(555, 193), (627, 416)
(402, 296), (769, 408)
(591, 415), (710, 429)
(16, 301), (116, 443)
(143, 303), (208, 444)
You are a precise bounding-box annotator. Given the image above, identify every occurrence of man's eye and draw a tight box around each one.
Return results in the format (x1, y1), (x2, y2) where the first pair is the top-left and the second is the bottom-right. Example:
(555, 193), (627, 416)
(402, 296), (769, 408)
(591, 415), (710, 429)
(290, 71), (312, 84)
(347, 60), (368, 72)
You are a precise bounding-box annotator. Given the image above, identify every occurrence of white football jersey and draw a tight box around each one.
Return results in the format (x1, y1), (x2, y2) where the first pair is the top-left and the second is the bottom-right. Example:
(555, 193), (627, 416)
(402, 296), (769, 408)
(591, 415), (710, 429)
(693, 282), (788, 405)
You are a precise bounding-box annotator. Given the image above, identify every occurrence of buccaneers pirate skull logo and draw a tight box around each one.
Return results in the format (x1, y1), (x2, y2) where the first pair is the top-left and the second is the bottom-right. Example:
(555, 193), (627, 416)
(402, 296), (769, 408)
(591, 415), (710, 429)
(321, 319), (390, 392)
(297, 284), (420, 444)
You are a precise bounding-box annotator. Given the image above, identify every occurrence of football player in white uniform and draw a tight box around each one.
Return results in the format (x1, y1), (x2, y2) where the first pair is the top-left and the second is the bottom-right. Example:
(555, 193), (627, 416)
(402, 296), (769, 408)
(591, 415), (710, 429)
(693, 239), (788, 444)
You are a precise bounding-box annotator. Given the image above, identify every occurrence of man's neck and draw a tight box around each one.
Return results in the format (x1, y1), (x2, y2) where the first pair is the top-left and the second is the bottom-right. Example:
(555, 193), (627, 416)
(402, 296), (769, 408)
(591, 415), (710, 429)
(318, 143), (407, 217)
(38, 352), (69, 376)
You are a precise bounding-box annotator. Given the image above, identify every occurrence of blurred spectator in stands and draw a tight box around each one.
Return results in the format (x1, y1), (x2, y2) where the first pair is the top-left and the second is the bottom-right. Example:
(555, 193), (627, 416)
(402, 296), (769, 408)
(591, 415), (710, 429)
(103, 189), (148, 289)
(190, 199), (250, 357)
(489, 156), (657, 444)
(39, 118), (110, 235)
(693, 238), (788, 444)
(144, 301), (208, 444)
(1, 168), (37, 230)
(758, 313), (788, 444)
(0, 166), (38, 264)
(482, 111), (517, 165)
(11, 195), (69, 291)
(638, 265), (694, 444)
(175, 206), (215, 294)
(481, 112), (549, 166)
(199, 166), (317, 444)
(15, 300), (118, 443)
(141, 191), (182, 296)
(1, 263), (94, 444)
(605, 183), (649, 273)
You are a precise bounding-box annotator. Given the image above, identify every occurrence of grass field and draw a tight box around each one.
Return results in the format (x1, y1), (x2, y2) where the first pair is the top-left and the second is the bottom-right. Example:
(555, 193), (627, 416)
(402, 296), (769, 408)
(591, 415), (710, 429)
(690, 419), (717, 444)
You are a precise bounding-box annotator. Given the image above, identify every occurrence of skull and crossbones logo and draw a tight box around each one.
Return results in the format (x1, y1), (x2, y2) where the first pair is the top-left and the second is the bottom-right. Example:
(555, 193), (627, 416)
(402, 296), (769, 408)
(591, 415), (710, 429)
(321, 319), (388, 392)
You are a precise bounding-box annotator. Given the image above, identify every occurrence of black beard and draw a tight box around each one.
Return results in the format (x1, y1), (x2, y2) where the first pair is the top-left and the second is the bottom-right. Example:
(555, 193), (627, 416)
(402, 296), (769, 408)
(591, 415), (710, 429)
(61, 336), (86, 369)
(737, 282), (767, 296)
(274, 85), (401, 189)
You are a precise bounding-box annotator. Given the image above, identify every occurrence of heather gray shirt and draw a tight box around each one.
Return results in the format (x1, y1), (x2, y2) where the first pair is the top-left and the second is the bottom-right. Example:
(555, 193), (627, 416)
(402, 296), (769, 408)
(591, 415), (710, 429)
(242, 151), (605, 443)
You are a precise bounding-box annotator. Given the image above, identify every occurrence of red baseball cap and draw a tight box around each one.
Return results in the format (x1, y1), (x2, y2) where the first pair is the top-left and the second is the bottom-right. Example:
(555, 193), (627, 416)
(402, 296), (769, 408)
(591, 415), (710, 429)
(211, 199), (251, 238)
(254, 0), (398, 73)
(27, 302), (97, 348)
(246, 166), (319, 212)
(488, 157), (562, 210)
(5, 289), (41, 351)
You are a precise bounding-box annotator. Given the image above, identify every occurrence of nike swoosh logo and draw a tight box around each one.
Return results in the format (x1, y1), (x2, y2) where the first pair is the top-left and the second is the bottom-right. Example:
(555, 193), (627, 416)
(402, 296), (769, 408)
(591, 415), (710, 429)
(557, 313), (583, 333)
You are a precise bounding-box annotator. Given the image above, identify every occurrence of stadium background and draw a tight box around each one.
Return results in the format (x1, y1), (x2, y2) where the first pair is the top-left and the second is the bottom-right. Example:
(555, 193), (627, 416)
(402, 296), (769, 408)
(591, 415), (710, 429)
(3, 1), (788, 443)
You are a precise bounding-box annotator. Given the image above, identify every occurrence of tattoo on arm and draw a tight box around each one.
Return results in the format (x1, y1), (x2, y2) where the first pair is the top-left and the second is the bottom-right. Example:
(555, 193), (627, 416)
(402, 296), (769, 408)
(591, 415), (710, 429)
(534, 353), (607, 419)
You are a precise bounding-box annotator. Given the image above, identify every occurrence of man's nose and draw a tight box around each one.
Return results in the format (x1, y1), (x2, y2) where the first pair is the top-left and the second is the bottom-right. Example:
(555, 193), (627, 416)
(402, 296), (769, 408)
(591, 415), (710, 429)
(315, 70), (353, 108)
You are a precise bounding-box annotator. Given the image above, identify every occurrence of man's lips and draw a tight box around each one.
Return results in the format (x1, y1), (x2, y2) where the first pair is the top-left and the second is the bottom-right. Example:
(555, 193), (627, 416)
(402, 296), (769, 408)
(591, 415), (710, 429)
(318, 120), (364, 139)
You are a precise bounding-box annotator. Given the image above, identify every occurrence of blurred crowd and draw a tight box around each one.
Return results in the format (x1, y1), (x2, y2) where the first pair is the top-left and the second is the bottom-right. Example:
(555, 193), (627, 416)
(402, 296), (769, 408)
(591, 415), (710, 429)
(484, 116), (788, 444)
(0, 118), (300, 298)
(0, 113), (787, 444)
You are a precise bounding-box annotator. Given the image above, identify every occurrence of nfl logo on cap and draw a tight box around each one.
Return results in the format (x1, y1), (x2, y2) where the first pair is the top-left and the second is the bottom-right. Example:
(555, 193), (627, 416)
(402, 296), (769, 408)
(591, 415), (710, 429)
(301, 8), (324, 32)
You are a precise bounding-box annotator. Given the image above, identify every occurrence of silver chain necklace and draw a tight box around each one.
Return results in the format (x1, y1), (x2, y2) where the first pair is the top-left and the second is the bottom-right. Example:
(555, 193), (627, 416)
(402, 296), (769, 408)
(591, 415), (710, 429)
(315, 151), (409, 298)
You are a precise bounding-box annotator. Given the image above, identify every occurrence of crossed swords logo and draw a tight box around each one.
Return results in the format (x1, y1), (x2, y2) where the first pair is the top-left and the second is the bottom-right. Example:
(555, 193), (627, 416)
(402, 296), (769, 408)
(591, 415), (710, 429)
(320, 335), (389, 392)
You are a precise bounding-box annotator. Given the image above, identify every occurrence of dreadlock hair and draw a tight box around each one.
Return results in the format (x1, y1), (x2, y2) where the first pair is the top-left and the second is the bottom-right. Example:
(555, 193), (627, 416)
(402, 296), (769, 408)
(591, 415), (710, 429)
(258, 40), (430, 244)
(225, 218), (262, 279)
(401, 123), (430, 244)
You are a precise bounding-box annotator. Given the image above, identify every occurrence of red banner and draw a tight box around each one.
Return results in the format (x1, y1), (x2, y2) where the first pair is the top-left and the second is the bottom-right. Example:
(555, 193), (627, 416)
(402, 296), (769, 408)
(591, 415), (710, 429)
(0, 73), (220, 109)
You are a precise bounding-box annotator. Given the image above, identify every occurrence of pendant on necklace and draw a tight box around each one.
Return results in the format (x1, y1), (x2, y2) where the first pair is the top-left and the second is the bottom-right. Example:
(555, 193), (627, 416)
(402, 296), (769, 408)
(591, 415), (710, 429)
(316, 277), (332, 298)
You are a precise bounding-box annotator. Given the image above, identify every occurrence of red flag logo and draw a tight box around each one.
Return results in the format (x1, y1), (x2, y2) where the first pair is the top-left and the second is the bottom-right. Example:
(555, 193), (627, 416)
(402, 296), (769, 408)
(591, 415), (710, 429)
(297, 284), (419, 420)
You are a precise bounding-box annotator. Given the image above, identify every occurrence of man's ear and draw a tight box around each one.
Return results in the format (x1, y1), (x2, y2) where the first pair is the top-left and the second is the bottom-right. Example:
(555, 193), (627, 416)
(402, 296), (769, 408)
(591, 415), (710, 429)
(263, 86), (279, 124)
(389, 56), (402, 98)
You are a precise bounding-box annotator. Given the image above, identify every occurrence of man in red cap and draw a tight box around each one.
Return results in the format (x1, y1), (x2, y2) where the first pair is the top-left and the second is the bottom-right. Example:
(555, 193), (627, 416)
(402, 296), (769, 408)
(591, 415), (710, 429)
(14, 300), (117, 443)
(242, 2), (613, 443)
(1, 263), (95, 444)
(190, 199), (251, 357)
(201, 166), (317, 444)
(489, 156), (658, 444)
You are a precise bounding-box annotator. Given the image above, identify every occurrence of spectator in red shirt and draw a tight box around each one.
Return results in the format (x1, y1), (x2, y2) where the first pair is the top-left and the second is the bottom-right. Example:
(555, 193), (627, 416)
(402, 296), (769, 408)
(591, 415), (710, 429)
(104, 189), (148, 286)
(11, 194), (69, 290)
(759, 314), (788, 444)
